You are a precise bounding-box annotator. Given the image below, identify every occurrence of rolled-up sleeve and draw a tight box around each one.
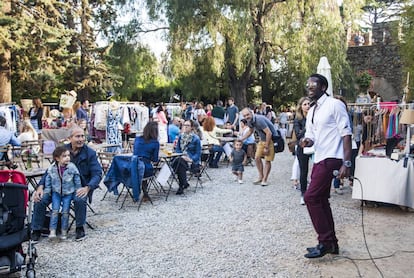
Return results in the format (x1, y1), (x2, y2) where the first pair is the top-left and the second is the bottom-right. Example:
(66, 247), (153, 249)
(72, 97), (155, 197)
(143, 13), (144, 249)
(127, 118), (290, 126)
(334, 102), (352, 137)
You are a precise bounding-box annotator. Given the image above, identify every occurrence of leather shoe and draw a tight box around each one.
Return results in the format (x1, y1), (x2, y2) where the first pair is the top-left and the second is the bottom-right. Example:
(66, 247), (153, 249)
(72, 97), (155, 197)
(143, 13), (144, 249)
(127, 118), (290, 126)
(304, 243), (339, 258)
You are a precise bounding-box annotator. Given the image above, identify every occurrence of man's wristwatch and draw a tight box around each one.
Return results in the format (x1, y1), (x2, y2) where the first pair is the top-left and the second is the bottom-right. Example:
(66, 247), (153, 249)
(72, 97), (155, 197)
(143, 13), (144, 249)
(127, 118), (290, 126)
(343, 160), (352, 168)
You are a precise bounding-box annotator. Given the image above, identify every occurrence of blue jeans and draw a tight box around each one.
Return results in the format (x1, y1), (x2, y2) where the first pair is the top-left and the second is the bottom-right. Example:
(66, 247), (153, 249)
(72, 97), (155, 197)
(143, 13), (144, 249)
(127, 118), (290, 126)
(50, 192), (73, 231)
(32, 191), (87, 231)
(209, 145), (224, 167)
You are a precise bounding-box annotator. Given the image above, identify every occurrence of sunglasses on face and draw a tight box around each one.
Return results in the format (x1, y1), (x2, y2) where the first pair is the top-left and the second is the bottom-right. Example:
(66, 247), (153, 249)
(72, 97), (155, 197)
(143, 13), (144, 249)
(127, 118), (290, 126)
(305, 81), (318, 90)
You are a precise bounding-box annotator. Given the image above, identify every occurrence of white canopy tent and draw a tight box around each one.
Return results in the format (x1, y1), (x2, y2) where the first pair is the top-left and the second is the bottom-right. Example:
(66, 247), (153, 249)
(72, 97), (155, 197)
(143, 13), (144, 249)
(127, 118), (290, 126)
(317, 56), (333, 96)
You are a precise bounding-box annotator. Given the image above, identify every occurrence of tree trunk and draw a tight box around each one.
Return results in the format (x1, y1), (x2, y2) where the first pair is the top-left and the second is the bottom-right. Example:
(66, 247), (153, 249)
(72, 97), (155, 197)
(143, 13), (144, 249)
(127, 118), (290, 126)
(229, 79), (248, 109)
(261, 67), (273, 105)
(0, 0), (12, 103)
(0, 51), (11, 103)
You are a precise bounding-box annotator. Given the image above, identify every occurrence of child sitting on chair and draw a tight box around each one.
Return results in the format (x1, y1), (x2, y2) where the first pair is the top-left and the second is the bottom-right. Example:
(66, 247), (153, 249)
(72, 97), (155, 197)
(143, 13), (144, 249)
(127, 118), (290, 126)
(230, 140), (247, 184)
(44, 146), (81, 240)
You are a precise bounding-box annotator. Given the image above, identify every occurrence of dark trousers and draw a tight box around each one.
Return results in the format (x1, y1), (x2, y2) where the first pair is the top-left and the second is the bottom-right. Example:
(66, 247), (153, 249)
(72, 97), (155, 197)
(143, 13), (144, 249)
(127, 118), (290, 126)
(172, 158), (200, 188)
(172, 157), (189, 188)
(304, 158), (342, 246)
(296, 146), (310, 195)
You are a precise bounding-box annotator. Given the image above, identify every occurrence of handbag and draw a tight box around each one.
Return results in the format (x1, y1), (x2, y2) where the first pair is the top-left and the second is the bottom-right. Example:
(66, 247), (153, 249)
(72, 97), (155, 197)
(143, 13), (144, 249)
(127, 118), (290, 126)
(287, 141), (296, 153)
(287, 129), (297, 153)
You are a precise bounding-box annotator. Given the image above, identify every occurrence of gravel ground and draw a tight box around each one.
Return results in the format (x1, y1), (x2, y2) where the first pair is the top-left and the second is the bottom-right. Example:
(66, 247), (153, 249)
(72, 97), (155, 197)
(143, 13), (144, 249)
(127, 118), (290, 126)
(30, 151), (414, 278)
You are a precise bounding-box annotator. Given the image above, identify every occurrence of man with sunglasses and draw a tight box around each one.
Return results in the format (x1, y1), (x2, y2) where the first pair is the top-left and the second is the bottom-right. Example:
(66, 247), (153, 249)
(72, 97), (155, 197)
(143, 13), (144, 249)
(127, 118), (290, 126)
(300, 73), (352, 258)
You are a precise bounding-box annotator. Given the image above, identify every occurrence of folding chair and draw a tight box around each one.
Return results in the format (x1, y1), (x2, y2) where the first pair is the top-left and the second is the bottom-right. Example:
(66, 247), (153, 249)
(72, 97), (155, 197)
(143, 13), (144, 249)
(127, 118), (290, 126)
(119, 161), (165, 210)
(137, 171), (164, 210)
(199, 145), (212, 181)
(98, 150), (117, 201)
(188, 146), (212, 192)
(0, 145), (17, 170)
(19, 141), (42, 170)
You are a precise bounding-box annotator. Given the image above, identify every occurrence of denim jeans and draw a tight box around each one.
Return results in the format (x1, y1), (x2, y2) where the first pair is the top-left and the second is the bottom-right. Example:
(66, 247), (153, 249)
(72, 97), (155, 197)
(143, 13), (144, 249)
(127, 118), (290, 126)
(32, 191), (87, 231)
(50, 192), (73, 231)
(333, 178), (341, 189)
(296, 146), (311, 195)
(209, 145), (224, 166)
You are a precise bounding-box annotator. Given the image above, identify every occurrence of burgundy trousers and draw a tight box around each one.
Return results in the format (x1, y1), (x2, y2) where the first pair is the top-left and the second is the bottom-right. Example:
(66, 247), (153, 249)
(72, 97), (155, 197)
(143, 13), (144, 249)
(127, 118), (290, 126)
(304, 158), (342, 246)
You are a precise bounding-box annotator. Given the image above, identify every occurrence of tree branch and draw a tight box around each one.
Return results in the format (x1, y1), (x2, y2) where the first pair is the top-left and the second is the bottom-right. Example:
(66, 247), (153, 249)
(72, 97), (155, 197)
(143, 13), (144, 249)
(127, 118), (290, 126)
(138, 26), (170, 33)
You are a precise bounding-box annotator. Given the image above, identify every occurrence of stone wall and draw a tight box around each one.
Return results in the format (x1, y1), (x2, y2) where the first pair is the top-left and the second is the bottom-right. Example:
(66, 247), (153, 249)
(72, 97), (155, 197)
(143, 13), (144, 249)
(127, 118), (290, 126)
(347, 21), (403, 101)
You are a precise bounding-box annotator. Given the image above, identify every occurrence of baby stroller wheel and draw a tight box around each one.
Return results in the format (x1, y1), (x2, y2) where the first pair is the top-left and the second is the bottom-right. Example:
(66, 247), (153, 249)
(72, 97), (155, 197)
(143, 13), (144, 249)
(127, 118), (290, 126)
(26, 268), (35, 278)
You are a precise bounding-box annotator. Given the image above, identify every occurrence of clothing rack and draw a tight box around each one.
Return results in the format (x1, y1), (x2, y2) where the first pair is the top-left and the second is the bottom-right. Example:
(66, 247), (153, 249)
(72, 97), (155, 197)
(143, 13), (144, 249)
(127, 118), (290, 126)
(0, 102), (16, 107)
(118, 102), (146, 106)
(94, 101), (111, 105)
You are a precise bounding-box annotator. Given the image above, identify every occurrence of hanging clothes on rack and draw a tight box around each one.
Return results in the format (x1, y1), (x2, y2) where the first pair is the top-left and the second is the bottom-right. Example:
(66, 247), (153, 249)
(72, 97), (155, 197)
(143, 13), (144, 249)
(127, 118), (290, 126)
(106, 101), (123, 153)
(0, 103), (19, 135)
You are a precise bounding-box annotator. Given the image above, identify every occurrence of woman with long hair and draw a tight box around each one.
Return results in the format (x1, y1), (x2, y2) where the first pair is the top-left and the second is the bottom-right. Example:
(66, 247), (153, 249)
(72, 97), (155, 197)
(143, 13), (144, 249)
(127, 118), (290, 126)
(205, 104), (213, 117)
(201, 116), (232, 168)
(154, 105), (168, 144)
(193, 102), (207, 124)
(134, 121), (160, 200)
(294, 97), (311, 205)
(77, 119), (89, 142)
(18, 120), (39, 142)
(29, 97), (43, 137)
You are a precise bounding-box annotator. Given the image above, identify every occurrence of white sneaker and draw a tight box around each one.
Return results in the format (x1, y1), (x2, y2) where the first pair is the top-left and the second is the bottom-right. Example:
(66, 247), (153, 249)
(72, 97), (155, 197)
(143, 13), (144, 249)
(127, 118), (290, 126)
(300, 197), (305, 205)
(49, 230), (56, 239)
(238, 179), (243, 184)
(61, 230), (67, 240)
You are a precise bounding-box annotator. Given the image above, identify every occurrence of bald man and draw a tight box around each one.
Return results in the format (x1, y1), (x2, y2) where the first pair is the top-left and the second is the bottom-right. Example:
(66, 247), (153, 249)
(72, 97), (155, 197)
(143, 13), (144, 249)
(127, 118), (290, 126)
(240, 107), (278, 186)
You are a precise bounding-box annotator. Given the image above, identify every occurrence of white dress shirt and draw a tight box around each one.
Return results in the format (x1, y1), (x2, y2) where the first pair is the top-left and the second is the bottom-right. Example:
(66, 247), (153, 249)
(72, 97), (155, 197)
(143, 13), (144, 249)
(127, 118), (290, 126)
(304, 94), (352, 164)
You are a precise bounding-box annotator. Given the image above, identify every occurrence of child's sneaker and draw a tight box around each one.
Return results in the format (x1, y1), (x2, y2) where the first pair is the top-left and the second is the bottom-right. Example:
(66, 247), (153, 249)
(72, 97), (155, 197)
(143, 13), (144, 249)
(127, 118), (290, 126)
(238, 179), (243, 184)
(61, 230), (68, 240)
(49, 230), (56, 239)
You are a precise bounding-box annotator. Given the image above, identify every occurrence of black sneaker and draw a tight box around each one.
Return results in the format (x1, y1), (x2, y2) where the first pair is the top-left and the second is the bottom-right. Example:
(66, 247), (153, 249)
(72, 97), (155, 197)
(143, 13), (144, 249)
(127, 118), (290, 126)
(75, 227), (86, 241)
(31, 230), (41, 242)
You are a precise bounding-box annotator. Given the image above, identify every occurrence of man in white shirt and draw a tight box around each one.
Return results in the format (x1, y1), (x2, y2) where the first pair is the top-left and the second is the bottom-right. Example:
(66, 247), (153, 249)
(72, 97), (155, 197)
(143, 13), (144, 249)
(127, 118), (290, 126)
(300, 73), (352, 259)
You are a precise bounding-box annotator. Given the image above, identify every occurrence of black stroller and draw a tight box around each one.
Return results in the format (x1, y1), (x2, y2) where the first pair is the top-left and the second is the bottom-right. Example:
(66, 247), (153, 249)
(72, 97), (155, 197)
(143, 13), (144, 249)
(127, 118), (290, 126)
(0, 170), (37, 277)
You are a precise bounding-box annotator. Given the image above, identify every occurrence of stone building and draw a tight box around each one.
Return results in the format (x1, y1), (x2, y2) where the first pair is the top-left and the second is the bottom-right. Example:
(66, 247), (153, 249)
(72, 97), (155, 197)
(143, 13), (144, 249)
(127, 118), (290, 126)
(347, 21), (403, 102)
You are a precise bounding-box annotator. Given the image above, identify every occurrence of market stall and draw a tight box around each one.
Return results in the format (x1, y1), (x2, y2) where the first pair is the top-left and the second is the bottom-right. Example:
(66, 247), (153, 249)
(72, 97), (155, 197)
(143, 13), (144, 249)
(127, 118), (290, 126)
(352, 104), (414, 208)
(352, 155), (414, 208)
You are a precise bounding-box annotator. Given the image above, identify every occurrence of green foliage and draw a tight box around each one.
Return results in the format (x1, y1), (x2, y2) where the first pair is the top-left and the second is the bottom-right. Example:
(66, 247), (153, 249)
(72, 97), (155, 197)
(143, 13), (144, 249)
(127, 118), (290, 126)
(145, 0), (366, 107)
(356, 70), (374, 93)
(400, 2), (414, 101)
(106, 40), (176, 103)
(1, 0), (119, 102)
(363, 0), (408, 24)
